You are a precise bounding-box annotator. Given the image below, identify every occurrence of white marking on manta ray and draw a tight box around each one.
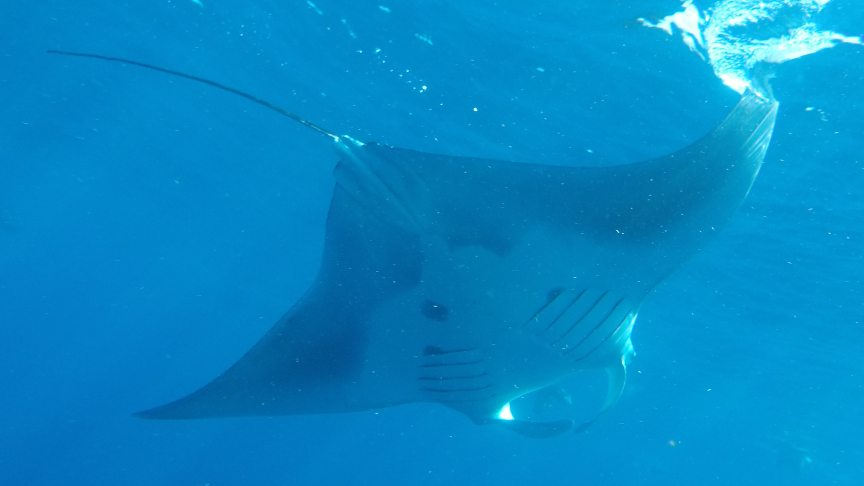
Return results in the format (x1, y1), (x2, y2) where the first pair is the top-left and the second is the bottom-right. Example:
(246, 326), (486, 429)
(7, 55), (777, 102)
(47, 50), (778, 438)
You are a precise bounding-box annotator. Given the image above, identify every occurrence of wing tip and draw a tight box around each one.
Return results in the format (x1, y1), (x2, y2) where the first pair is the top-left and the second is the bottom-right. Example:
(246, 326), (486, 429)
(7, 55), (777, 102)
(132, 409), (161, 420)
(132, 394), (216, 420)
(132, 404), (185, 420)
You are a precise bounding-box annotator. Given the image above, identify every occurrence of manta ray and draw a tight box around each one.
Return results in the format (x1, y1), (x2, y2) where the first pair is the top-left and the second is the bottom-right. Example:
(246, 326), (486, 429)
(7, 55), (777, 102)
(51, 51), (778, 438)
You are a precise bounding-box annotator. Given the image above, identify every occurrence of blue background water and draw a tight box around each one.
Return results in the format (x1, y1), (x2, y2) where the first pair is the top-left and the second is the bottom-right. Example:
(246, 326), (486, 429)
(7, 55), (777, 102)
(1, 1), (862, 484)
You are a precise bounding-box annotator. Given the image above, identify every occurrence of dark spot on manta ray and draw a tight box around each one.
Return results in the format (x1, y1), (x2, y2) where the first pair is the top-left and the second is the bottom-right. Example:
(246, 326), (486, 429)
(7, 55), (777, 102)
(421, 299), (449, 321)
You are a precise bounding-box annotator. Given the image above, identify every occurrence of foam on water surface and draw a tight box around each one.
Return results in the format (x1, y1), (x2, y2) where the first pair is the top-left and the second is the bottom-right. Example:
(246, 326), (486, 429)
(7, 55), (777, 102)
(641, 0), (860, 95)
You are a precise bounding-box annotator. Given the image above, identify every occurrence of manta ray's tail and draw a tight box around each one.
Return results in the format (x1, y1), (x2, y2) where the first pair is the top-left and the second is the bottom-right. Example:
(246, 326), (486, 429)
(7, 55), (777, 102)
(46, 50), (345, 142)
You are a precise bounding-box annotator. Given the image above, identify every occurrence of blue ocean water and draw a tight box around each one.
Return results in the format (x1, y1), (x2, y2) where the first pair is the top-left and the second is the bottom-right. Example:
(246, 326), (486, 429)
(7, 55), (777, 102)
(1, 0), (862, 484)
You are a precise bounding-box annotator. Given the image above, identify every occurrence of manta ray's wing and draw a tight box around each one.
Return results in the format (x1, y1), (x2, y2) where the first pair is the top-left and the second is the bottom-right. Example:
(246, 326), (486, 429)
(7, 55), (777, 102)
(136, 184), (425, 419)
(137, 92), (777, 431)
